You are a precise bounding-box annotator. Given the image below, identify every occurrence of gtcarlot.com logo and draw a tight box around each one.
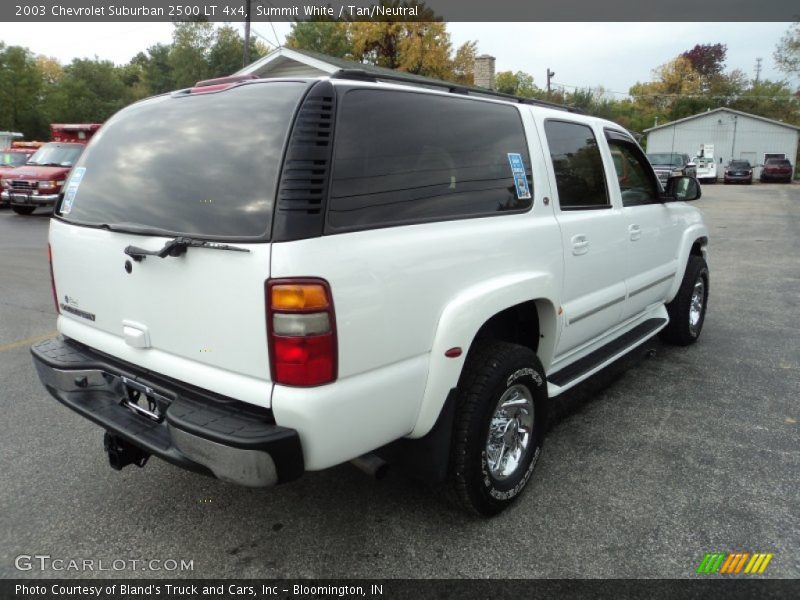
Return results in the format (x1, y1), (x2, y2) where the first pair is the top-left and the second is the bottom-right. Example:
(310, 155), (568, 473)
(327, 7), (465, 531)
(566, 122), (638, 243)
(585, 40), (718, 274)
(696, 552), (774, 575)
(14, 554), (194, 572)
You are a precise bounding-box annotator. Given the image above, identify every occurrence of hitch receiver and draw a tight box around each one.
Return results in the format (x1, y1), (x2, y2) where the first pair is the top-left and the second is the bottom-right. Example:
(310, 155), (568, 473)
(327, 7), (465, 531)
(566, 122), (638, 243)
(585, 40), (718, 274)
(103, 432), (150, 470)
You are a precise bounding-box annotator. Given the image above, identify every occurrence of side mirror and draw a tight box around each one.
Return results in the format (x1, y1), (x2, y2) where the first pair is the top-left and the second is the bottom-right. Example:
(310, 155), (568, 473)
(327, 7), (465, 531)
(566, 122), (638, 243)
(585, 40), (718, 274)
(665, 176), (701, 202)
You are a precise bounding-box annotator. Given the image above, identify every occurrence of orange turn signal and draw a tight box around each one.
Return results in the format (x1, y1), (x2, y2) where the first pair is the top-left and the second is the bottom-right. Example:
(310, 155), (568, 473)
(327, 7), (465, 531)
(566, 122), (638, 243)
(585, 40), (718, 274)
(271, 284), (329, 311)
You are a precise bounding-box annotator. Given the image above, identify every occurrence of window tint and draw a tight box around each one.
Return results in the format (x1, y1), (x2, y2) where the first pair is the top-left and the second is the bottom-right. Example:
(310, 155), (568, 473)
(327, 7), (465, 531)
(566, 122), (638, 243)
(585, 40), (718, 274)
(60, 82), (308, 239)
(608, 140), (660, 207)
(328, 90), (531, 231)
(544, 120), (609, 209)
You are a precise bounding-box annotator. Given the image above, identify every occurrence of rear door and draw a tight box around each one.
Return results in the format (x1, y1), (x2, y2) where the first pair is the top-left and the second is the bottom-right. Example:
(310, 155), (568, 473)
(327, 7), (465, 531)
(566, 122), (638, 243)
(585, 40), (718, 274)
(49, 81), (309, 407)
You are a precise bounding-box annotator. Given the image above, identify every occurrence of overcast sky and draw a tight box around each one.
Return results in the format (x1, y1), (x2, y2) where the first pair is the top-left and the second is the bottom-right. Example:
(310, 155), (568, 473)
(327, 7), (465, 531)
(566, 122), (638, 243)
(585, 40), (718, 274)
(1, 22), (794, 95)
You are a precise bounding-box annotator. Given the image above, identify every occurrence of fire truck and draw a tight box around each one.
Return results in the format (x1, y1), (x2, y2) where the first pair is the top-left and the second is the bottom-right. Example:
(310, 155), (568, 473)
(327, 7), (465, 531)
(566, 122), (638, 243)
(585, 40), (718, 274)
(1, 124), (101, 214)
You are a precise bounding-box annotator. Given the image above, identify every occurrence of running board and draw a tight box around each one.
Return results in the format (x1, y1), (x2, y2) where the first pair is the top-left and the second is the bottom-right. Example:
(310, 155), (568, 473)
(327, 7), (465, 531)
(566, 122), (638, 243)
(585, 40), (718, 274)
(547, 318), (666, 390)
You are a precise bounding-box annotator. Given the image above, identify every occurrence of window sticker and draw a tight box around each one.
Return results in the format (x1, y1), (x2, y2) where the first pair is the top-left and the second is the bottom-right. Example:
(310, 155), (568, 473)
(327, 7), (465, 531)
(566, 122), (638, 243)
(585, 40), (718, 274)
(60, 167), (85, 215)
(507, 153), (532, 200)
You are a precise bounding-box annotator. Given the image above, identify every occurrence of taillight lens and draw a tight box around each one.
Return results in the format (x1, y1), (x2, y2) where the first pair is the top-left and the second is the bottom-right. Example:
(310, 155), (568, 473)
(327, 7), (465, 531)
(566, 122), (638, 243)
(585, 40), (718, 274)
(48, 244), (60, 314)
(267, 279), (336, 386)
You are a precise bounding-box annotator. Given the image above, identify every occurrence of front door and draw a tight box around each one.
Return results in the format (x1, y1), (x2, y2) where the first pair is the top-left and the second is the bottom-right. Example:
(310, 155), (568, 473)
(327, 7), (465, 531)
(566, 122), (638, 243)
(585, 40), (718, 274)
(540, 119), (628, 359)
(605, 131), (682, 320)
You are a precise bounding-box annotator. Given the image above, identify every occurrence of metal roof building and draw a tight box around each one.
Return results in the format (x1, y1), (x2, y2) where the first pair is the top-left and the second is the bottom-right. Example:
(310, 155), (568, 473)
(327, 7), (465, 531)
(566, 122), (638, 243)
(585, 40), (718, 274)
(644, 108), (799, 180)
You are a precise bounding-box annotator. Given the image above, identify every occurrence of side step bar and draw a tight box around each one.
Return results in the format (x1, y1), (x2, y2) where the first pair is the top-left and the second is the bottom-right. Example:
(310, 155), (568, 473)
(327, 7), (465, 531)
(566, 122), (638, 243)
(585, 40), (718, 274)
(548, 318), (666, 390)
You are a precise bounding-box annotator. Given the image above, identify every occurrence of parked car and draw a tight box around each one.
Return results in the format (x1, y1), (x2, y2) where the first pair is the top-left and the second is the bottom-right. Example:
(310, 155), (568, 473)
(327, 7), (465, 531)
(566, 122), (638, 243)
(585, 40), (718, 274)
(0, 143), (43, 206)
(723, 160), (753, 184)
(0, 125), (100, 215)
(646, 152), (697, 187)
(759, 158), (793, 183)
(31, 73), (709, 516)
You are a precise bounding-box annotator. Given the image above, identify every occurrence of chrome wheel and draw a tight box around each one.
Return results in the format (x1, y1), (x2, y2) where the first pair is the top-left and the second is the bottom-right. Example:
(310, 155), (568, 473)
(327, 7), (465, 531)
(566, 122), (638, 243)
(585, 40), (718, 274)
(689, 278), (705, 334)
(485, 384), (534, 481)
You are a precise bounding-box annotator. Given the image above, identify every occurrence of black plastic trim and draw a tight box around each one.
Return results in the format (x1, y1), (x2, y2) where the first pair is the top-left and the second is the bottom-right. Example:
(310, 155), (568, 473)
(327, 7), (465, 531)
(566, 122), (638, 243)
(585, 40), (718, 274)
(31, 337), (304, 483)
(272, 80), (337, 242)
(331, 69), (585, 113)
(548, 318), (666, 387)
(374, 389), (457, 484)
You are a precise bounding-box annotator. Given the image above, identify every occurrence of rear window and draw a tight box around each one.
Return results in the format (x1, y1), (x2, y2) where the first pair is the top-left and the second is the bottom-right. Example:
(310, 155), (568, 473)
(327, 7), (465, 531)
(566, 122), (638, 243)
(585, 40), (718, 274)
(730, 161), (750, 168)
(766, 158), (790, 166)
(59, 81), (308, 239)
(328, 89), (532, 232)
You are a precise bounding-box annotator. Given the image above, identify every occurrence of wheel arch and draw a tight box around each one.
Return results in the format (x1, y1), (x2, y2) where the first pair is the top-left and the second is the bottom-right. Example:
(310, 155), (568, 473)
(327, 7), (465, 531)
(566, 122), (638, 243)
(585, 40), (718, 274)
(409, 272), (559, 438)
(667, 227), (709, 302)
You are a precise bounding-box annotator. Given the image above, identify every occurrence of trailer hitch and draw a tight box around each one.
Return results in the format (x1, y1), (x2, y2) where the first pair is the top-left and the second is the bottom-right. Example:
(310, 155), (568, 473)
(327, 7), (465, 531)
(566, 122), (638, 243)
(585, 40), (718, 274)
(103, 432), (150, 470)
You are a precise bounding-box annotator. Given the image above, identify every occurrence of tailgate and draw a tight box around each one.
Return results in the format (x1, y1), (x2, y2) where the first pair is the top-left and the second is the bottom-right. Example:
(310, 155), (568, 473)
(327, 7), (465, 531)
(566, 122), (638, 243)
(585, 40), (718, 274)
(46, 80), (312, 408)
(51, 219), (272, 406)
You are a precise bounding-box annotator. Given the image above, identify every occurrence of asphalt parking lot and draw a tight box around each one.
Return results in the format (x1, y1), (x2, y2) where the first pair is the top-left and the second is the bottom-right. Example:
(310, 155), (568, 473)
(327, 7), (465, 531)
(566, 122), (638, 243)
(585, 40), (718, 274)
(0, 184), (797, 580)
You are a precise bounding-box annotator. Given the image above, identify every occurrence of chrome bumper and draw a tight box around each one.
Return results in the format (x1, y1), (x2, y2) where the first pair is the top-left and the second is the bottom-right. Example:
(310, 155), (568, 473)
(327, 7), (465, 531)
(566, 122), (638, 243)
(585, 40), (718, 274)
(2, 190), (60, 205)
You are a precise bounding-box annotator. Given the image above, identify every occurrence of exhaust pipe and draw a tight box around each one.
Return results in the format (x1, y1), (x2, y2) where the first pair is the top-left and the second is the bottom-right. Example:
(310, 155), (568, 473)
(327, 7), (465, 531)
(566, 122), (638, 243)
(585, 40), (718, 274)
(350, 453), (389, 480)
(104, 432), (150, 470)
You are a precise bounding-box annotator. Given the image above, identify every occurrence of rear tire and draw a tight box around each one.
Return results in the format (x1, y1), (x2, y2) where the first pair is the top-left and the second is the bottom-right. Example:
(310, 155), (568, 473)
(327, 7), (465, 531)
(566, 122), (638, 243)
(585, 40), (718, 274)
(11, 205), (36, 215)
(660, 255), (709, 346)
(449, 341), (548, 516)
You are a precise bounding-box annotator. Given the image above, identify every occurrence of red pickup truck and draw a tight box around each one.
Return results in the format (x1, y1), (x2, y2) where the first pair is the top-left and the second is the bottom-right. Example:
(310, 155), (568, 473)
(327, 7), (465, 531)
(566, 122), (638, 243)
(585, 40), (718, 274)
(1, 124), (101, 215)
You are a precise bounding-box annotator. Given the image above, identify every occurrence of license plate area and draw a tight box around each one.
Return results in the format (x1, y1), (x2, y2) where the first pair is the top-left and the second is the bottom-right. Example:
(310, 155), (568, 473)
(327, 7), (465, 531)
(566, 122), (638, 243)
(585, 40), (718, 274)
(120, 376), (172, 422)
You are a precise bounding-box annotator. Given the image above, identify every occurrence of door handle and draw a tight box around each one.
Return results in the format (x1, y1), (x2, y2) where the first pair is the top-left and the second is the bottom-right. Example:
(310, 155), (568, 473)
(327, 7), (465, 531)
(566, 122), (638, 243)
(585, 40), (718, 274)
(628, 224), (642, 241)
(571, 234), (589, 255)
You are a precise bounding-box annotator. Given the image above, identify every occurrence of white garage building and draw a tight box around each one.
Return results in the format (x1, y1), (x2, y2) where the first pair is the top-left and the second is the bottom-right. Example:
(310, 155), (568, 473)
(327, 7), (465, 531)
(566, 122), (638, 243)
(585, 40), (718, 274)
(644, 108), (799, 180)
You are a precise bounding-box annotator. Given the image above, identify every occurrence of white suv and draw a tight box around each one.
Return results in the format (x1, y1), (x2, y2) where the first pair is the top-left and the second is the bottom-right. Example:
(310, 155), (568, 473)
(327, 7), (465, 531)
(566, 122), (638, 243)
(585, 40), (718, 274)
(32, 72), (709, 516)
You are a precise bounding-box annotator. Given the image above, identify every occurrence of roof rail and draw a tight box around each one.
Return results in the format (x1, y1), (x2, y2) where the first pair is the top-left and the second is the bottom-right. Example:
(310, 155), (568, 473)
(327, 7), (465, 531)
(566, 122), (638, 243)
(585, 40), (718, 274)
(331, 69), (584, 114)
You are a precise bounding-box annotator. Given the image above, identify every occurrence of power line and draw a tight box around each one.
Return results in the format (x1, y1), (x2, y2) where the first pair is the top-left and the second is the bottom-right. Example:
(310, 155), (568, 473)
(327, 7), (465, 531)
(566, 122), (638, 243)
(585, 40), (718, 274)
(255, 0), (284, 48)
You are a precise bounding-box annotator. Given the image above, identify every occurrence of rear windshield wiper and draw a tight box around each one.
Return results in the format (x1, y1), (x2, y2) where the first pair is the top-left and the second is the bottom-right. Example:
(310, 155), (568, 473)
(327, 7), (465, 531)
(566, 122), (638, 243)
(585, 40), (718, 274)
(124, 237), (250, 261)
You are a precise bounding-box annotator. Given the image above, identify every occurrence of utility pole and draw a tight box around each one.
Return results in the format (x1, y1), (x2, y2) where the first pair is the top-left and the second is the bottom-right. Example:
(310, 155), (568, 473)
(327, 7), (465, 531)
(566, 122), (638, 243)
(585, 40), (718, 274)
(754, 57), (762, 85)
(243, 0), (252, 68)
(546, 68), (555, 96)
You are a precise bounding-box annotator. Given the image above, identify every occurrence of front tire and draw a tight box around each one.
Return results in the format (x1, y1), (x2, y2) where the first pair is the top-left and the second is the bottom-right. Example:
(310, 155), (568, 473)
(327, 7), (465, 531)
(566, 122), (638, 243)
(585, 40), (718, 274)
(11, 205), (36, 215)
(660, 255), (709, 346)
(449, 341), (548, 516)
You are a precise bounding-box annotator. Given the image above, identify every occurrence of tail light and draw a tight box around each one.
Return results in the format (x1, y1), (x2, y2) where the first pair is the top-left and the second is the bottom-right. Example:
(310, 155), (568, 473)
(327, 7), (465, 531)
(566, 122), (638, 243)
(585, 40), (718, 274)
(48, 244), (60, 314)
(266, 279), (337, 386)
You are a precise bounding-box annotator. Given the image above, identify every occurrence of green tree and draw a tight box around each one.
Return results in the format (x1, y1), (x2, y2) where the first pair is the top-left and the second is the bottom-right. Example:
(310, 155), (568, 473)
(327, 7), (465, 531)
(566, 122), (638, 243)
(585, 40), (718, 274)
(286, 21), (351, 58)
(131, 43), (175, 96)
(0, 44), (48, 138)
(168, 21), (214, 88)
(450, 40), (477, 85)
(209, 25), (269, 77)
(49, 58), (132, 123)
(774, 22), (800, 78)
(494, 70), (537, 97)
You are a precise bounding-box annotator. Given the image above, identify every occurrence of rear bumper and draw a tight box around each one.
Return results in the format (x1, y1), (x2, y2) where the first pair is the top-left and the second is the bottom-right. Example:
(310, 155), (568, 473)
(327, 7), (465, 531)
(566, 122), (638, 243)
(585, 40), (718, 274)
(723, 174), (752, 183)
(760, 172), (792, 182)
(31, 337), (303, 487)
(1, 190), (59, 206)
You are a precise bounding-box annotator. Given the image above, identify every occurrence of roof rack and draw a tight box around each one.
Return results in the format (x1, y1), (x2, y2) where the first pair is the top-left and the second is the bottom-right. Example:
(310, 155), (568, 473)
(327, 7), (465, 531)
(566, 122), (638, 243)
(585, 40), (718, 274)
(331, 69), (584, 114)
